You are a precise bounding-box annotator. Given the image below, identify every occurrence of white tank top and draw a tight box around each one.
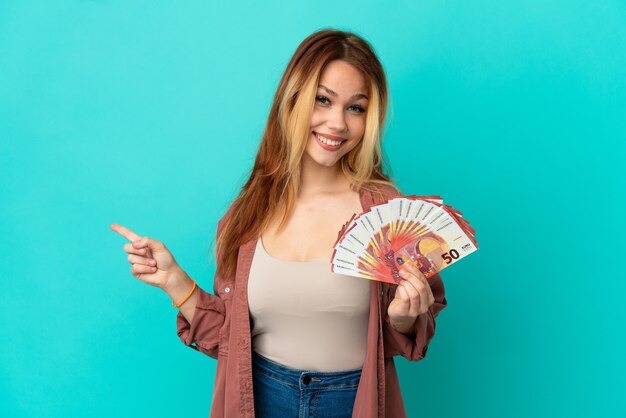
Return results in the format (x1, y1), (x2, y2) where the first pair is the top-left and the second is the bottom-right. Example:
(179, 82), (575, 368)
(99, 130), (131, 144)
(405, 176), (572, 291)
(247, 237), (371, 372)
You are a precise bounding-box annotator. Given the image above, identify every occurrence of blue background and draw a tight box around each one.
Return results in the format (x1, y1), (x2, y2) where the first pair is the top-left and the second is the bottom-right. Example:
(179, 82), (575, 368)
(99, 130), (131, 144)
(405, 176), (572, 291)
(1, 1), (625, 417)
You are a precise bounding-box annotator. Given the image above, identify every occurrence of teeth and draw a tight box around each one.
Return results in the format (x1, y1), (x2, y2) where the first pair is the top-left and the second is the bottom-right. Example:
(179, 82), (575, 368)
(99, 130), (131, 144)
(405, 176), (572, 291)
(318, 135), (343, 146)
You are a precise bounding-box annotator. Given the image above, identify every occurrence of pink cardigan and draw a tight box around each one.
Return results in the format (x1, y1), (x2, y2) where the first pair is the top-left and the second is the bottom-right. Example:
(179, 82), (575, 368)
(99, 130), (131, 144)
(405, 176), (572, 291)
(176, 184), (447, 417)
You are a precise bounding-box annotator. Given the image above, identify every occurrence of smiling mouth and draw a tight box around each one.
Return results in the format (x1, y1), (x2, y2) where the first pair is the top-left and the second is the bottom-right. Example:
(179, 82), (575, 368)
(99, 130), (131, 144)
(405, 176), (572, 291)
(314, 132), (346, 150)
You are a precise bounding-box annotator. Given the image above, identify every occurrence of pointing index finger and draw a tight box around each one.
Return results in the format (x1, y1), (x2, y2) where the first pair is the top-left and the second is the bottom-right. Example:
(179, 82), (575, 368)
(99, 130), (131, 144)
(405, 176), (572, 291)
(110, 223), (141, 242)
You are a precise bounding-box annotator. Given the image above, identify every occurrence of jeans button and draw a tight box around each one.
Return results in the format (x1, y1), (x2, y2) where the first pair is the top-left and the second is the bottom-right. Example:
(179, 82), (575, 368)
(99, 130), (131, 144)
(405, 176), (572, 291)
(302, 375), (311, 385)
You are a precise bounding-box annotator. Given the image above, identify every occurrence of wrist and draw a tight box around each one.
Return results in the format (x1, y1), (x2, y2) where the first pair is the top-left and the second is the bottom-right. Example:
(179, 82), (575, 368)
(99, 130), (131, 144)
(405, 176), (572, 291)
(162, 267), (193, 300)
(390, 315), (418, 336)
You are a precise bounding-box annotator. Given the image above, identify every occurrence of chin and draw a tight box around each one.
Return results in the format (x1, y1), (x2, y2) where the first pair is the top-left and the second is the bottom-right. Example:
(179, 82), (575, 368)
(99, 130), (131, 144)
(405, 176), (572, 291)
(304, 148), (340, 167)
(309, 153), (341, 167)
(318, 158), (341, 168)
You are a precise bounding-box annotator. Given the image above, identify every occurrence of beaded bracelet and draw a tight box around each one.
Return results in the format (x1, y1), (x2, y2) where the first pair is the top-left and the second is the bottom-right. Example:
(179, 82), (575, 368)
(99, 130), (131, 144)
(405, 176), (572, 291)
(172, 279), (197, 308)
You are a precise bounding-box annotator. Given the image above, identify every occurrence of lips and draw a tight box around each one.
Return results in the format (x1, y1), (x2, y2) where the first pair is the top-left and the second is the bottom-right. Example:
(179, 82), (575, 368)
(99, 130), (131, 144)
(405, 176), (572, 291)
(314, 131), (347, 142)
(313, 132), (346, 151)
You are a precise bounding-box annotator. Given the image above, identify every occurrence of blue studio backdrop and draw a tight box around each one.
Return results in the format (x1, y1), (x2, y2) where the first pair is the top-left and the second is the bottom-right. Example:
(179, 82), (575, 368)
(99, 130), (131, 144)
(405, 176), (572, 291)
(1, 1), (625, 417)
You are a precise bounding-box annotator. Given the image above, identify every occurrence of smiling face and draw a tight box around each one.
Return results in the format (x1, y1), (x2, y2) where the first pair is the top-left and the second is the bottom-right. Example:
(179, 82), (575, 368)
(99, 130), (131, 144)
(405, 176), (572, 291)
(304, 60), (369, 168)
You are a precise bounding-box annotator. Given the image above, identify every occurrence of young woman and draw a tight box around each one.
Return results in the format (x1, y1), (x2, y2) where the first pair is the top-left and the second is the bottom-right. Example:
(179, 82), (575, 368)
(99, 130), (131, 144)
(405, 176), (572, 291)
(111, 29), (447, 418)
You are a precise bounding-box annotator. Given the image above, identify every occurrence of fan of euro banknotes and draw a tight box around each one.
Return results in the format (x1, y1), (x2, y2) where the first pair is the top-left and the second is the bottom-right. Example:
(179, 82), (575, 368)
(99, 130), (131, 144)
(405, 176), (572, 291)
(331, 195), (478, 284)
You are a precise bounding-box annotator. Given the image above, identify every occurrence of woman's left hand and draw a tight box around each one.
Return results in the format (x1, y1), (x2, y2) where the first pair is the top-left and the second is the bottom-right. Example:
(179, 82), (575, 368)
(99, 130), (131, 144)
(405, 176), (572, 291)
(387, 263), (435, 334)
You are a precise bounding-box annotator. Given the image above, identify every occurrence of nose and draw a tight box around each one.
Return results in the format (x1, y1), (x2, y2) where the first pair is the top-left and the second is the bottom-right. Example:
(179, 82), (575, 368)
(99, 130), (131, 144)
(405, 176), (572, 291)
(325, 107), (348, 133)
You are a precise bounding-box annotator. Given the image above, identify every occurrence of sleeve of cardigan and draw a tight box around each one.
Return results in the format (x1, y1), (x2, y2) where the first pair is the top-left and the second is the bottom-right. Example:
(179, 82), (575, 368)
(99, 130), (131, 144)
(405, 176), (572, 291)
(175, 207), (232, 359)
(176, 284), (225, 359)
(382, 272), (448, 361)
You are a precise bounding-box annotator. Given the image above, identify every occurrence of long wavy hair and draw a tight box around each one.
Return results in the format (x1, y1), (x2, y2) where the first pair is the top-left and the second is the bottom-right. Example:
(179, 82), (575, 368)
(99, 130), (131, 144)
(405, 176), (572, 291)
(214, 28), (397, 283)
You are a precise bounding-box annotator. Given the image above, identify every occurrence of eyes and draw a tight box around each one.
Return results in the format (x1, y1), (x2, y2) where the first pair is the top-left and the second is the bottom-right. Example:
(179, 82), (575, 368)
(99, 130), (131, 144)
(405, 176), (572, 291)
(315, 95), (366, 113)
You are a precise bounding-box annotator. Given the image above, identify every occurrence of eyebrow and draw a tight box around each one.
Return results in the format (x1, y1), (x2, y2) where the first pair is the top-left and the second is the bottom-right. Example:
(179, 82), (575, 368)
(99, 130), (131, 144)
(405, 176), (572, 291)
(318, 84), (369, 101)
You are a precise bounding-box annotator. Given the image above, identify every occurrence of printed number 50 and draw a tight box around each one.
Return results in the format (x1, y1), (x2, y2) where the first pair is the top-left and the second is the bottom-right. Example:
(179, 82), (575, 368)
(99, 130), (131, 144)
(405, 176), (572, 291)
(442, 249), (460, 265)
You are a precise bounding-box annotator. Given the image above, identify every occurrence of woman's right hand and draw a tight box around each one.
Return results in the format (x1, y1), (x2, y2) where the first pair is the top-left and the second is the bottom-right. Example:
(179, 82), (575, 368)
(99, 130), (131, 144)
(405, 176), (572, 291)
(110, 223), (181, 290)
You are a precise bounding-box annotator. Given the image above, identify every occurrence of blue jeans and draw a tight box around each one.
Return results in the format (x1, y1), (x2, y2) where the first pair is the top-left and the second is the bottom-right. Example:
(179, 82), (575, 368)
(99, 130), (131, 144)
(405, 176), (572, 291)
(252, 350), (363, 418)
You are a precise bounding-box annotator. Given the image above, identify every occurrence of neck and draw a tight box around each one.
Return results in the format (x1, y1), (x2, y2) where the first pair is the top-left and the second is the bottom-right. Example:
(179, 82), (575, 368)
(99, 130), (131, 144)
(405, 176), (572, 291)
(298, 154), (352, 199)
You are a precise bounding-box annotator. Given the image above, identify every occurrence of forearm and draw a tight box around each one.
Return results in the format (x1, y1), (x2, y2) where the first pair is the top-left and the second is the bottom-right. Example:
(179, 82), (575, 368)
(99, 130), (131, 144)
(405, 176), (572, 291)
(383, 272), (447, 360)
(163, 267), (198, 323)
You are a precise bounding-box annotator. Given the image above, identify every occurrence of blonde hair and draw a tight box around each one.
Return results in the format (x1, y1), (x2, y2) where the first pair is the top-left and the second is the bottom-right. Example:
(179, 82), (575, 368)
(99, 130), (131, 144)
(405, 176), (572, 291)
(215, 29), (398, 282)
